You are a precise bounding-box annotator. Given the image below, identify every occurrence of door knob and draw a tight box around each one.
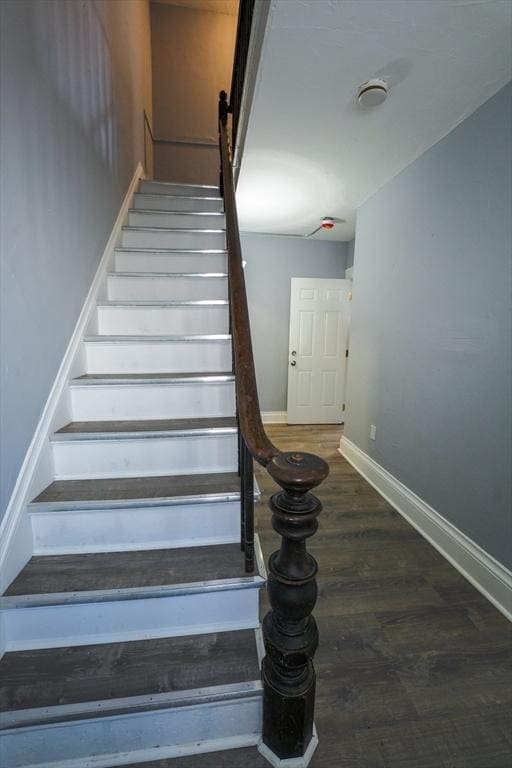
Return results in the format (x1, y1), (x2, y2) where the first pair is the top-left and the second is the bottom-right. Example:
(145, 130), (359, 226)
(290, 361), (296, 366)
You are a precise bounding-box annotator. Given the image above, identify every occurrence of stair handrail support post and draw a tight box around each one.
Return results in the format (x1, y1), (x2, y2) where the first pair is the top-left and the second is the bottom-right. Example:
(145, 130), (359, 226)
(261, 450), (327, 761)
(218, 83), (329, 764)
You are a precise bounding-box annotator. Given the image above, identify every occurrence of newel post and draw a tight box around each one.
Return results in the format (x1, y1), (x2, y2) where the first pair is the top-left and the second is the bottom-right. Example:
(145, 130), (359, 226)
(259, 451), (329, 766)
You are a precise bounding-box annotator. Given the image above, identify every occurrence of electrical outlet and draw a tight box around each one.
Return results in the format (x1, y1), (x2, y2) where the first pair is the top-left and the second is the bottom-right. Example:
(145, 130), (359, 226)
(370, 424), (377, 441)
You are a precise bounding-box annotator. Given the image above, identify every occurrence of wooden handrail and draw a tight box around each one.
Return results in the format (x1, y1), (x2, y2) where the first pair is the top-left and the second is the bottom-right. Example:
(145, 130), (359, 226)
(218, 86), (329, 763)
(218, 100), (329, 493)
(218, 7), (329, 763)
(218, 110), (278, 468)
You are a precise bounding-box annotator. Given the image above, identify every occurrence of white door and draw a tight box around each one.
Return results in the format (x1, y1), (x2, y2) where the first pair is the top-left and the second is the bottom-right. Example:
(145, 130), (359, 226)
(286, 278), (351, 424)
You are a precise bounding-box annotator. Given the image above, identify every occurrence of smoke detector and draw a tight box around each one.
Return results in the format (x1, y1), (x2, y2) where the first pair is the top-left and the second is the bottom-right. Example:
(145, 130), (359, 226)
(357, 78), (388, 107)
(306, 216), (346, 237)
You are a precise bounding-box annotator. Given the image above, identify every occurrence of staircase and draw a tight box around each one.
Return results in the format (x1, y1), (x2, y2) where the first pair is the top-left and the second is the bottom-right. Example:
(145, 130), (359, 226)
(0, 180), (267, 767)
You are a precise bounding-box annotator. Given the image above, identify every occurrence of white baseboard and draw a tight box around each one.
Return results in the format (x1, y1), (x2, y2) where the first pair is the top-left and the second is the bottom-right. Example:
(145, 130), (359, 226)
(0, 163), (145, 595)
(258, 726), (318, 768)
(261, 411), (287, 424)
(339, 436), (512, 621)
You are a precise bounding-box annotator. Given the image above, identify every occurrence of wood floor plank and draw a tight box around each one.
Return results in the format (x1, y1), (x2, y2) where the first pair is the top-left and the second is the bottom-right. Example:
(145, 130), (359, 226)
(55, 416), (236, 435)
(4, 543), (247, 596)
(0, 629), (259, 712)
(31, 472), (240, 505)
(353, 706), (512, 768)
(75, 372), (233, 381)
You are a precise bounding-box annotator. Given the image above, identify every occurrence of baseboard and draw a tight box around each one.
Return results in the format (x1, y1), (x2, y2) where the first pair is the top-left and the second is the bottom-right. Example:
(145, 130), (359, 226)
(339, 436), (512, 621)
(0, 163), (145, 595)
(261, 411), (287, 424)
(258, 725), (318, 768)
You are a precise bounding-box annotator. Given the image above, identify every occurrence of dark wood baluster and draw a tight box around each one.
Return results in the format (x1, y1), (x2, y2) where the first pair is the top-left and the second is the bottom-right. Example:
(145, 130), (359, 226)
(242, 439), (254, 573)
(237, 413), (242, 478)
(228, 0), (256, 150)
(261, 451), (329, 761)
(218, 90), (229, 195)
(240, 431), (246, 553)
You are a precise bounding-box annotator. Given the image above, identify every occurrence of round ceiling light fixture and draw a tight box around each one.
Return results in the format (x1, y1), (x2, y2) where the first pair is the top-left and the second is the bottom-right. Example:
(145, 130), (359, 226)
(357, 78), (388, 107)
(321, 216), (335, 229)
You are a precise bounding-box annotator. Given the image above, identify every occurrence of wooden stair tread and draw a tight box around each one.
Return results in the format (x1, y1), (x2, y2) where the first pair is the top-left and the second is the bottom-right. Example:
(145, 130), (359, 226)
(128, 208), (225, 215)
(107, 271), (229, 277)
(4, 543), (247, 597)
(31, 472), (240, 506)
(96, 299), (228, 306)
(54, 416), (237, 436)
(84, 333), (231, 342)
(73, 372), (233, 382)
(122, 225), (225, 233)
(114, 247), (227, 253)
(0, 629), (260, 713)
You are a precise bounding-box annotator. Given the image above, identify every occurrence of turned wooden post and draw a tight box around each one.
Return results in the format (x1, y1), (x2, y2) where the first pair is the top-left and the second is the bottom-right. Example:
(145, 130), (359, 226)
(218, 85), (329, 764)
(261, 451), (329, 761)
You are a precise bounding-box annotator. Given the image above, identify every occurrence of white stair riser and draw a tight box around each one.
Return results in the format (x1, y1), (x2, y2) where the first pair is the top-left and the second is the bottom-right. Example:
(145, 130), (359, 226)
(31, 501), (241, 554)
(115, 251), (227, 273)
(128, 211), (225, 229)
(85, 340), (232, 374)
(52, 434), (238, 479)
(0, 696), (262, 768)
(108, 275), (228, 301)
(140, 180), (219, 197)
(122, 229), (225, 250)
(97, 305), (229, 335)
(134, 192), (223, 212)
(1, 587), (259, 651)
(70, 381), (235, 421)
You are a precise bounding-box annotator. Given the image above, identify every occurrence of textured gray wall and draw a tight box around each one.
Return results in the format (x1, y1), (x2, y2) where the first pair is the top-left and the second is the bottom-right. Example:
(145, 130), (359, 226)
(242, 234), (347, 412)
(346, 240), (355, 270)
(0, 0), (152, 521)
(345, 82), (512, 567)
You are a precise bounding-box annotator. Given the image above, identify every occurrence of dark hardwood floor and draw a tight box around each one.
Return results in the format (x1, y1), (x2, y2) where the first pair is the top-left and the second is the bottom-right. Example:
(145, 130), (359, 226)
(4, 543), (248, 596)
(0, 629), (260, 712)
(119, 424), (512, 767)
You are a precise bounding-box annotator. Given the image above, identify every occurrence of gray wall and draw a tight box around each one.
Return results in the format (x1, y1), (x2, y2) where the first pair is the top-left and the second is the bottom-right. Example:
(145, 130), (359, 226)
(345, 82), (512, 567)
(150, 2), (237, 184)
(242, 234), (347, 412)
(0, 0), (152, 521)
(346, 240), (355, 270)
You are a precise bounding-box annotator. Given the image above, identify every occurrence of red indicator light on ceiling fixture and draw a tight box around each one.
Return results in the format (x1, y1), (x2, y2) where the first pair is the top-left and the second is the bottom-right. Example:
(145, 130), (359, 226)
(321, 217), (335, 229)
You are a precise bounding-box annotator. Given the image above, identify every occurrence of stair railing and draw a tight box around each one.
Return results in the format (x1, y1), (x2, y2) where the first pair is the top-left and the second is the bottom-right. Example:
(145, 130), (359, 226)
(143, 109), (154, 179)
(218, 86), (329, 764)
(227, 0), (255, 155)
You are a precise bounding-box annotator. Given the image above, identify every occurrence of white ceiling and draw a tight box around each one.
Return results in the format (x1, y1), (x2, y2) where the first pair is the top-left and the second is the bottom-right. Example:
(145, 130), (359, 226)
(151, 0), (238, 15)
(237, 0), (512, 241)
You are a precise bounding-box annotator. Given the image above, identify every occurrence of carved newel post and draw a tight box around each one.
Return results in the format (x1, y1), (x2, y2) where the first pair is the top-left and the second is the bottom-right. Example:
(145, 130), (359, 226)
(260, 451), (329, 765)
